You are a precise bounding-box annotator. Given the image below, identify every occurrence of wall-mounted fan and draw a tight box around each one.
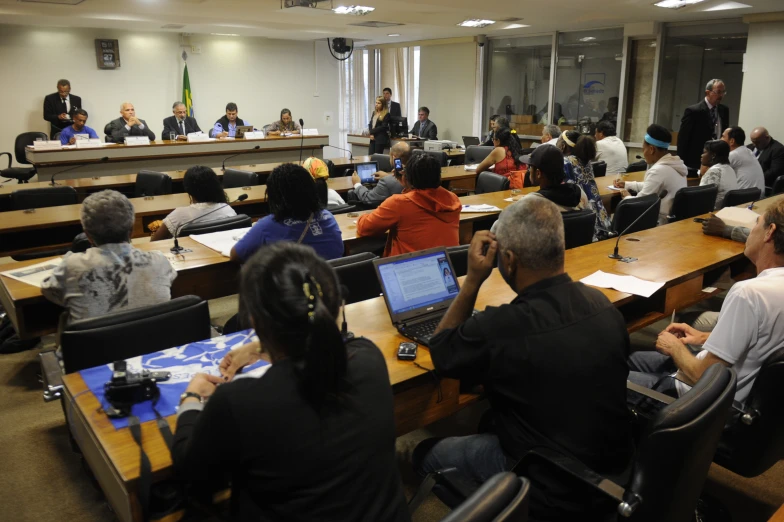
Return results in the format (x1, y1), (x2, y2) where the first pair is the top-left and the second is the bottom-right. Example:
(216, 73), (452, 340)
(328, 37), (354, 61)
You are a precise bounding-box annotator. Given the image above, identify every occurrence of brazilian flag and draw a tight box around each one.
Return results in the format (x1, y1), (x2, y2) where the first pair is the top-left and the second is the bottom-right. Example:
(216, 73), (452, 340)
(182, 64), (194, 117)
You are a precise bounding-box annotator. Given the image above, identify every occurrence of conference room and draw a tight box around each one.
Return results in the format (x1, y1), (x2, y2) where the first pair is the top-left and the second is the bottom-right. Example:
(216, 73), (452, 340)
(1, 0), (784, 521)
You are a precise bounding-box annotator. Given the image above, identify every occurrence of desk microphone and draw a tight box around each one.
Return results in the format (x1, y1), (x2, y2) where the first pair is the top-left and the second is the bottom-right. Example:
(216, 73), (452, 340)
(50, 156), (109, 186)
(221, 146), (260, 171)
(608, 190), (668, 263)
(170, 193), (249, 254)
(340, 293), (354, 342)
(323, 144), (354, 161)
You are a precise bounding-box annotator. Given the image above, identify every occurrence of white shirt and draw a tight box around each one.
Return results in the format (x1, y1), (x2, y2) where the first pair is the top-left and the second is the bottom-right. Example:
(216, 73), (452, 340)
(595, 136), (629, 174)
(729, 146), (766, 193)
(163, 202), (237, 236)
(688, 267), (784, 404)
(700, 163), (738, 210)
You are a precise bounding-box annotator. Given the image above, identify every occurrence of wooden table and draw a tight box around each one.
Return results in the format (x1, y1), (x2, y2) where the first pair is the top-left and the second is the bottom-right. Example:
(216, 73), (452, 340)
(25, 135), (331, 179)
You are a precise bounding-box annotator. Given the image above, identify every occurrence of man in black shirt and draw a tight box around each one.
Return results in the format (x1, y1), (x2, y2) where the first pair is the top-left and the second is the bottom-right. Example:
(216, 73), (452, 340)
(413, 197), (633, 520)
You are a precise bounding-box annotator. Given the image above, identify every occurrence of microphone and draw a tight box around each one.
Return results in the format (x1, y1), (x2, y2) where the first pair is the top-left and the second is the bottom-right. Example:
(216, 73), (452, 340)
(221, 145), (260, 171)
(170, 193), (249, 254)
(323, 144), (354, 161)
(608, 190), (668, 262)
(50, 156), (109, 186)
(299, 118), (305, 164)
(341, 296), (354, 342)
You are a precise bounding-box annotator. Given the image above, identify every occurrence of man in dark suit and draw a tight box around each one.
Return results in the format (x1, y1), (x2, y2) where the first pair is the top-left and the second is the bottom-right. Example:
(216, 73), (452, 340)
(104, 102), (156, 143)
(162, 101), (202, 141)
(382, 87), (401, 117)
(676, 79), (730, 170)
(749, 127), (784, 186)
(43, 79), (83, 139)
(410, 107), (438, 140)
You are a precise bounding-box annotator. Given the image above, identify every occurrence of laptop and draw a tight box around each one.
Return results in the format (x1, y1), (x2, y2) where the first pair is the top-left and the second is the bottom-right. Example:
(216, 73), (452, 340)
(374, 247), (461, 346)
(462, 136), (480, 147)
(355, 161), (379, 185)
(235, 126), (254, 138)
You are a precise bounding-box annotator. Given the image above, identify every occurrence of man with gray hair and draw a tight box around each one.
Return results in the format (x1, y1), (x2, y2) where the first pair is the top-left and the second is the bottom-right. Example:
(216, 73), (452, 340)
(162, 101), (202, 140)
(677, 78), (730, 169)
(104, 102), (156, 143)
(41, 190), (176, 322)
(348, 141), (411, 206)
(539, 123), (561, 147)
(412, 197), (633, 520)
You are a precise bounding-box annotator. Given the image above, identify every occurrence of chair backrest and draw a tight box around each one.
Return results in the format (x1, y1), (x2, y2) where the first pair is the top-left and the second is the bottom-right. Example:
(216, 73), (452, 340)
(327, 251), (376, 269)
(61, 295), (211, 374)
(446, 245), (470, 278)
(714, 347), (784, 478)
(329, 254), (381, 304)
(668, 185), (718, 222)
(591, 160), (607, 178)
(722, 187), (761, 208)
(441, 473), (530, 522)
(134, 170), (172, 197)
(476, 171), (510, 194)
(627, 365), (736, 522)
(773, 175), (784, 196)
(424, 150), (448, 167)
(10, 186), (78, 210)
(626, 160), (647, 173)
(466, 145), (495, 164)
(223, 168), (260, 189)
(561, 209), (596, 249)
(15, 132), (48, 165)
(371, 153), (392, 172)
(179, 214), (252, 237)
(327, 204), (357, 215)
(611, 194), (660, 234)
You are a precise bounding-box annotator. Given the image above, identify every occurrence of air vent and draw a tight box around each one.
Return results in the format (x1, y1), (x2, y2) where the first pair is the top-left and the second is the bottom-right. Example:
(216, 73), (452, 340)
(349, 21), (404, 28)
(162, 24), (186, 29)
(19, 0), (85, 4)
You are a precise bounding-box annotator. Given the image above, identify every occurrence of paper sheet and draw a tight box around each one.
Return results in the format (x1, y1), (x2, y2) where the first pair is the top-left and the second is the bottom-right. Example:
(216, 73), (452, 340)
(714, 206), (759, 229)
(606, 185), (622, 191)
(1, 258), (63, 287)
(462, 204), (502, 213)
(580, 270), (665, 298)
(189, 227), (251, 257)
(464, 164), (479, 171)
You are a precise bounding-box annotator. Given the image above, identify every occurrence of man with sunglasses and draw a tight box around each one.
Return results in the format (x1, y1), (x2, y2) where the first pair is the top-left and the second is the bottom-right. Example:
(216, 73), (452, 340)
(677, 79), (731, 170)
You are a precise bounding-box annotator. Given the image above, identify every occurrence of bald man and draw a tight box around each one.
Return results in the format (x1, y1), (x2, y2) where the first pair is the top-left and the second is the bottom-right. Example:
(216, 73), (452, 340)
(748, 127), (784, 186)
(104, 102), (156, 143)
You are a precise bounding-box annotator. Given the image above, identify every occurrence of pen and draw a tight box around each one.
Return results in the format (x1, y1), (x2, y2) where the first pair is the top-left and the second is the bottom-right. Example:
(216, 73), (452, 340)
(670, 309), (676, 324)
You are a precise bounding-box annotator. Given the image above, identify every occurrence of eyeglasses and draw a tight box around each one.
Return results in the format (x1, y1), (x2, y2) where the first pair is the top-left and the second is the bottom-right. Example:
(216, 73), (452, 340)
(710, 90), (727, 96)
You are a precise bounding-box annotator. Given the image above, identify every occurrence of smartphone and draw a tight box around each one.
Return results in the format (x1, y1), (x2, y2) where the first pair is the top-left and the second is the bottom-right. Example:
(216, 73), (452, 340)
(394, 158), (403, 171)
(397, 342), (417, 361)
(693, 218), (708, 223)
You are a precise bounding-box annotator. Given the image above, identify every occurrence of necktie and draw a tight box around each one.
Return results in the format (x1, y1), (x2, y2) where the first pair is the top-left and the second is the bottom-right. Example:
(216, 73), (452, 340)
(180, 121), (185, 135)
(710, 107), (718, 138)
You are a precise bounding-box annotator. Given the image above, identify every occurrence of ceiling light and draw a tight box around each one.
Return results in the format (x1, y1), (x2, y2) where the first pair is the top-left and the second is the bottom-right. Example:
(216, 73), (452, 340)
(579, 36), (597, 42)
(704, 1), (752, 11)
(458, 19), (496, 28)
(387, 33), (400, 37)
(503, 23), (530, 29)
(654, 0), (706, 9)
(210, 33), (239, 36)
(332, 5), (375, 15)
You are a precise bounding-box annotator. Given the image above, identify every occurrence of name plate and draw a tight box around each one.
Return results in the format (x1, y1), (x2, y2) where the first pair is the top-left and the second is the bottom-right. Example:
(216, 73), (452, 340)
(303, 128), (319, 136)
(243, 131), (265, 139)
(125, 136), (150, 146)
(76, 138), (103, 148)
(186, 132), (210, 143)
(32, 141), (63, 150)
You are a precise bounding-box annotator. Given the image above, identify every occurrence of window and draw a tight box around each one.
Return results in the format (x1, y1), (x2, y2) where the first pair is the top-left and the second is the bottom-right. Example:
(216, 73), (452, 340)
(337, 49), (369, 149)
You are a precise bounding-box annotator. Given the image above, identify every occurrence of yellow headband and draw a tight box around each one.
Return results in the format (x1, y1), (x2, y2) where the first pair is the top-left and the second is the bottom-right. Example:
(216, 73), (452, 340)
(560, 131), (576, 148)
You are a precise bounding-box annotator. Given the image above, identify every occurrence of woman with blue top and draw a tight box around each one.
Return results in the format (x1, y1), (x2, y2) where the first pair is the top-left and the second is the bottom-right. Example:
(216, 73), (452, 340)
(230, 163), (344, 262)
(558, 130), (612, 241)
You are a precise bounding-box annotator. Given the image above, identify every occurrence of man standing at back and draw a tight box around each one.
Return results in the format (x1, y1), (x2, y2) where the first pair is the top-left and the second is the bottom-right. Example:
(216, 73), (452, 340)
(43, 79), (83, 139)
(383, 87), (401, 117)
(748, 127), (784, 187)
(677, 79), (730, 170)
(413, 197), (633, 520)
(163, 101), (202, 140)
(721, 127), (765, 192)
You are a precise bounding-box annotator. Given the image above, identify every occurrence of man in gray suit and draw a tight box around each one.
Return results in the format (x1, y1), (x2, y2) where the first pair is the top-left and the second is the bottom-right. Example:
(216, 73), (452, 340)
(410, 107), (438, 140)
(348, 142), (411, 207)
(104, 102), (156, 143)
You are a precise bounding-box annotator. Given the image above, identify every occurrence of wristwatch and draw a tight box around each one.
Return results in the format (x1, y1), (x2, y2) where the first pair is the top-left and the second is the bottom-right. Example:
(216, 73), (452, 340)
(179, 391), (203, 405)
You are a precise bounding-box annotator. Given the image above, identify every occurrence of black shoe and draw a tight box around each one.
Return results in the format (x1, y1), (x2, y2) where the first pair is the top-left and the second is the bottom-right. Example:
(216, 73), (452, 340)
(0, 334), (41, 354)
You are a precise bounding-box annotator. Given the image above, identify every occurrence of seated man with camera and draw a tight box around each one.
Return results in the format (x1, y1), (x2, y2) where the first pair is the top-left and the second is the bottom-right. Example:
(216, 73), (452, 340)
(347, 142), (411, 207)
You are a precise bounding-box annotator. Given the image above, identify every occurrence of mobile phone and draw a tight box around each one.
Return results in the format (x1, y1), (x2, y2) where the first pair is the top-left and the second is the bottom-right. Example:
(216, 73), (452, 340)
(397, 342), (417, 361)
(394, 158), (403, 171)
(693, 218), (708, 223)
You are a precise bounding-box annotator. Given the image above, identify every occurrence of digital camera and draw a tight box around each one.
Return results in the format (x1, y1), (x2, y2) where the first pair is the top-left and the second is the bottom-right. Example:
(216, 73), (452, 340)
(104, 360), (171, 418)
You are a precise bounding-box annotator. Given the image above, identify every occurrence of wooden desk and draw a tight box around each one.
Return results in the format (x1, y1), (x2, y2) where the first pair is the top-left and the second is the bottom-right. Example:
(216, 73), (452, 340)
(25, 136), (331, 180)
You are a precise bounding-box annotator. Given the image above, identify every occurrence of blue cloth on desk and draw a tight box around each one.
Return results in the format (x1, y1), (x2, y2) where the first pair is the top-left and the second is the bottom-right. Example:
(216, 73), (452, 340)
(79, 329), (268, 429)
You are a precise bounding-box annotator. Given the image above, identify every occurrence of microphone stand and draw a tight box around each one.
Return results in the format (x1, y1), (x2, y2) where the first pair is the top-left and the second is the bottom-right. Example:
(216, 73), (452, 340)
(608, 191), (667, 263)
(298, 118), (305, 164)
(50, 156), (109, 186)
(221, 146), (261, 171)
(323, 144), (354, 161)
(171, 194), (249, 254)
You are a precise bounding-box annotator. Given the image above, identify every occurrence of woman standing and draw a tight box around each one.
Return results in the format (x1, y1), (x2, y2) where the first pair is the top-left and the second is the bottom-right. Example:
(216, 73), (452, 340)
(368, 96), (390, 155)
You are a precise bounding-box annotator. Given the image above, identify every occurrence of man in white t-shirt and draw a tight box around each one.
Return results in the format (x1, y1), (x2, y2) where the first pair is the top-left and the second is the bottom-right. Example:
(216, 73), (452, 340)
(722, 126), (766, 193)
(594, 121), (628, 174)
(628, 198), (784, 405)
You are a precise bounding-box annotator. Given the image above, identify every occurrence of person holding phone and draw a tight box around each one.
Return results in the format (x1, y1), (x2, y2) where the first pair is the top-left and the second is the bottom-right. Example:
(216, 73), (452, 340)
(348, 142), (411, 207)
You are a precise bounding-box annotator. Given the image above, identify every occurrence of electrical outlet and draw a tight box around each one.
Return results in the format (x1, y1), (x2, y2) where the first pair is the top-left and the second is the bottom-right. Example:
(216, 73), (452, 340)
(191, 46), (202, 54)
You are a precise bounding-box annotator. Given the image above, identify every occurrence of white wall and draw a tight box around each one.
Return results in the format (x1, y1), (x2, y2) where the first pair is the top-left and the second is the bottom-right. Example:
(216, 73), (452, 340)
(739, 21), (784, 140)
(418, 43), (477, 142)
(0, 24), (341, 165)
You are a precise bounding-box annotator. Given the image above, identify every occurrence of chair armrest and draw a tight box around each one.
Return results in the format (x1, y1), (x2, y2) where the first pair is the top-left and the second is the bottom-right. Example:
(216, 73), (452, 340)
(664, 374), (755, 424)
(39, 350), (64, 402)
(0, 152), (12, 170)
(408, 468), (477, 516)
(626, 380), (676, 405)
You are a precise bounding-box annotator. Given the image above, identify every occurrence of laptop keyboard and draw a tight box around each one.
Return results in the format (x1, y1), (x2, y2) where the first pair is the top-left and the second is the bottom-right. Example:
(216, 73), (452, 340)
(400, 317), (442, 345)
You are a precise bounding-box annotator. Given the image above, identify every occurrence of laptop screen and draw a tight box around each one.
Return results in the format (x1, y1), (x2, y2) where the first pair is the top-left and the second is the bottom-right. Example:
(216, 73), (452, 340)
(377, 250), (460, 316)
(356, 162), (378, 183)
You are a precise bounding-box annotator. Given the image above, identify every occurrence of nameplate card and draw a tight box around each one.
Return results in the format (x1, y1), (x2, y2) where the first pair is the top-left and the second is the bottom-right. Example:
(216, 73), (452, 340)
(186, 132), (210, 143)
(32, 141), (63, 150)
(124, 136), (150, 146)
(243, 131), (265, 139)
(303, 128), (319, 136)
(76, 138), (103, 148)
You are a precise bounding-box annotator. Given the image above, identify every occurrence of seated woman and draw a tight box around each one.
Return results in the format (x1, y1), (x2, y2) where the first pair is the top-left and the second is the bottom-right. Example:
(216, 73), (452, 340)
(557, 130), (611, 241)
(700, 139), (738, 210)
(172, 243), (410, 522)
(265, 108), (302, 136)
(41, 190), (176, 322)
(230, 163), (343, 262)
(151, 166), (236, 241)
(356, 152), (461, 257)
(475, 128), (526, 189)
(302, 156), (346, 207)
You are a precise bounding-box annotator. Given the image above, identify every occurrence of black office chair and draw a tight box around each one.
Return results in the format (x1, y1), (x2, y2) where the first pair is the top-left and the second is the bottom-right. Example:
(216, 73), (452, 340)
(10, 186), (78, 210)
(441, 473), (530, 522)
(424, 150), (449, 167)
(324, 158), (351, 178)
(1, 131), (48, 183)
(667, 185), (718, 223)
(134, 170), (172, 197)
(53, 132), (61, 142)
(611, 194), (660, 235)
(179, 214), (252, 237)
(327, 204), (357, 215)
(687, 167), (699, 178)
(591, 160), (607, 178)
(475, 171), (510, 194)
(223, 169), (260, 188)
(771, 175), (784, 196)
(562, 209), (596, 249)
(625, 160), (647, 173)
(371, 153), (392, 172)
(329, 253), (381, 304)
(721, 187), (760, 208)
(465, 145), (495, 165)
(446, 245), (469, 278)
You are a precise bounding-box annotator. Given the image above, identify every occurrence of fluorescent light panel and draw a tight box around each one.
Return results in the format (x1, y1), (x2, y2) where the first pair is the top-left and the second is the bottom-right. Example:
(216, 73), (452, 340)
(458, 19), (496, 28)
(654, 0), (705, 8)
(332, 5), (375, 15)
(704, 1), (752, 11)
(503, 23), (530, 29)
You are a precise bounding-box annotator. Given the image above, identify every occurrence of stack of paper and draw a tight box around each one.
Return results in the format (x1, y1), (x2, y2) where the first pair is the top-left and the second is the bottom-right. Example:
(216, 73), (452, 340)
(464, 164), (479, 171)
(714, 206), (759, 229)
(1, 258), (63, 288)
(580, 270), (665, 298)
(462, 204), (502, 213)
(189, 227), (251, 257)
